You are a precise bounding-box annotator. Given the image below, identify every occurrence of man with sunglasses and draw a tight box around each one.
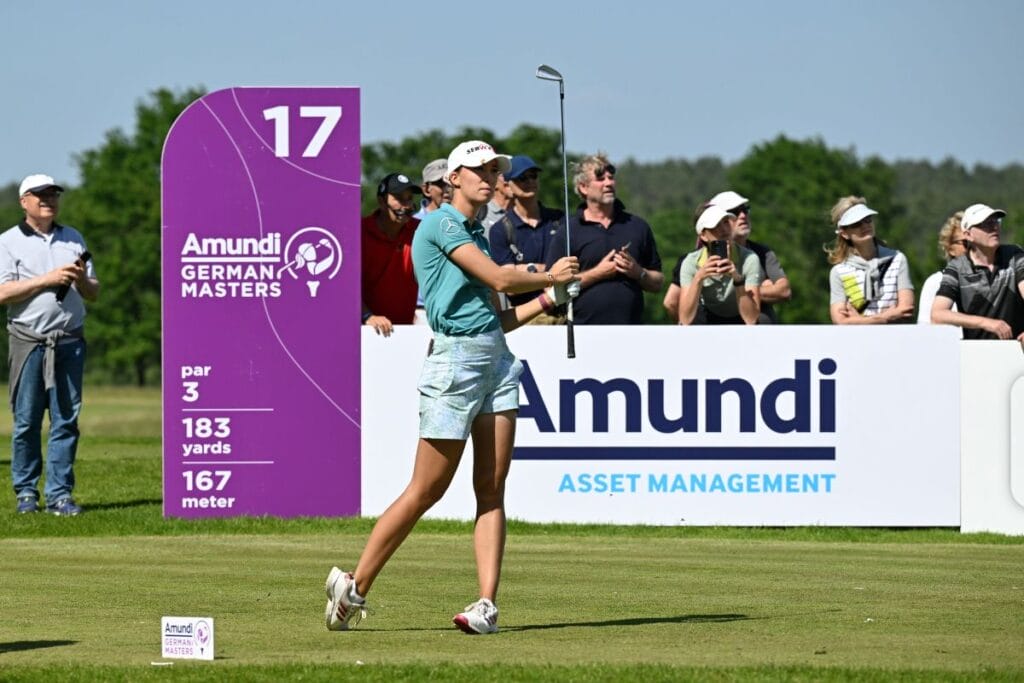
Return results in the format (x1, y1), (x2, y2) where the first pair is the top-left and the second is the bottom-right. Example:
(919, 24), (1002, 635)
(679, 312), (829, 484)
(931, 204), (1024, 341)
(0, 174), (100, 516)
(544, 154), (663, 324)
(487, 156), (564, 320)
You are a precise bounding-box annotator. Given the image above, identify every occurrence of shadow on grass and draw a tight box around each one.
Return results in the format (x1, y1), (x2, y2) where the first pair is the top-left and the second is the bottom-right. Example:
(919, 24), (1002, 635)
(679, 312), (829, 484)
(506, 613), (752, 632)
(0, 640), (77, 654)
(85, 498), (162, 512)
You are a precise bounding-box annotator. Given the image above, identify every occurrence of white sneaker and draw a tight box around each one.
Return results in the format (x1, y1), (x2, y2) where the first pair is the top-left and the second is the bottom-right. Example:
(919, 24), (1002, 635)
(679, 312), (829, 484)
(324, 567), (366, 631)
(453, 598), (498, 634)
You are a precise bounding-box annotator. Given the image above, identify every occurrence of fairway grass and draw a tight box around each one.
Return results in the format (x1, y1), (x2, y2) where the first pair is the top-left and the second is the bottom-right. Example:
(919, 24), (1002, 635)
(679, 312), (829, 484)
(1, 532), (1023, 678)
(1, 386), (1023, 680)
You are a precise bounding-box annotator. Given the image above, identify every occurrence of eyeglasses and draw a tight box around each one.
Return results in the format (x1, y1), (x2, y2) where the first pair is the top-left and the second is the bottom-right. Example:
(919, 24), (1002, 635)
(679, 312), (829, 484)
(732, 204), (750, 215)
(970, 217), (1002, 232)
(592, 164), (616, 181)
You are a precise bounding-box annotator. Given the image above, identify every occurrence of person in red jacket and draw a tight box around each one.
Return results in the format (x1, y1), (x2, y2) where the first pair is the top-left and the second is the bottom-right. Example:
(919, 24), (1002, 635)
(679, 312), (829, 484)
(361, 173), (422, 336)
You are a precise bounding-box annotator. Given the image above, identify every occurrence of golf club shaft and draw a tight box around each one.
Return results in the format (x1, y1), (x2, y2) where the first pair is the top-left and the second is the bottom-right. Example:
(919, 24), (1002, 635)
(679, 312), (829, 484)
(557, 81), (574, 358)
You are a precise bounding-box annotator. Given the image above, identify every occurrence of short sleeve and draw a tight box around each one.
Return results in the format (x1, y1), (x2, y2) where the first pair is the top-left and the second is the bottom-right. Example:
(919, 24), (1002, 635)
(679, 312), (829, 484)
(488, 220), (514, 265)
(764, 249), (786, 281)
(829, 267), (847, 305)
(742, 252), (763, 287)
(678, 253), (698, 287)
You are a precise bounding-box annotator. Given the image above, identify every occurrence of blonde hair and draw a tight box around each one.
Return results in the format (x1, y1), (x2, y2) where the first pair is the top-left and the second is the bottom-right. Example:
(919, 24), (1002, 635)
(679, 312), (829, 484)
(824, 195), (869, 265)
(572, 152), (612, 198)
(938, 211), (965, 258)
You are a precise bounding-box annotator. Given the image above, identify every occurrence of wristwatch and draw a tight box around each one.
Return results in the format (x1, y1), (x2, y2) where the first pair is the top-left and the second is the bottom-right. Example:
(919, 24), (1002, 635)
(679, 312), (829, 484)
(362, 311), (373, 323)
(526, 263), (537, 273)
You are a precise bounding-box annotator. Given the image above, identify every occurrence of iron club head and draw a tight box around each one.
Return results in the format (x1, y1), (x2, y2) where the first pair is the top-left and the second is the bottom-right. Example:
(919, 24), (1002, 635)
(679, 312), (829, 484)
(535, 64), (563, 82)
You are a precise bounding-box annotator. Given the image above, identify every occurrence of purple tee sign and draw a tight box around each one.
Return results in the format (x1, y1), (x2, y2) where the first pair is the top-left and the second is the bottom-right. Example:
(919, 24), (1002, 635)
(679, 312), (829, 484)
(161, 88), (361, 518)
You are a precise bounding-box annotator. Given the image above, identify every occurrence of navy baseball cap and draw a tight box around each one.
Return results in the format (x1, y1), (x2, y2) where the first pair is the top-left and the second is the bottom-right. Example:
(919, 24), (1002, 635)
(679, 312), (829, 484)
(505, 155), (541, 181)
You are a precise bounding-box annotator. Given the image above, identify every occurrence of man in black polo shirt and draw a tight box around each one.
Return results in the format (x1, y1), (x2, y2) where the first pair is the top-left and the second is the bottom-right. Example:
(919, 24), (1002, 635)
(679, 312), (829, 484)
(544, 153), (663, 324)
(0, 174), (100, 516)
(931, 203), (1024, 340)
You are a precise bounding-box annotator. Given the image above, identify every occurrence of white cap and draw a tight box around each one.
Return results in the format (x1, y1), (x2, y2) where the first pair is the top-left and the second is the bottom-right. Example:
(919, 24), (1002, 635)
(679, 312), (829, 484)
(695, 205), (735, 235)
(421, 158), (447, 184)
(708, 190), (749, 211)
(446, 141), (512, 175)
(837, 204), (878, 228)
(961, 203), (1006, 230)
(19, 174), (63, 197)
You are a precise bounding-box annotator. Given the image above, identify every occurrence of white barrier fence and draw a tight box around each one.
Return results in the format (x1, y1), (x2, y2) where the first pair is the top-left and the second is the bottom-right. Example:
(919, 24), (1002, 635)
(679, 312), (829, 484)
(362, 325), (978, 527)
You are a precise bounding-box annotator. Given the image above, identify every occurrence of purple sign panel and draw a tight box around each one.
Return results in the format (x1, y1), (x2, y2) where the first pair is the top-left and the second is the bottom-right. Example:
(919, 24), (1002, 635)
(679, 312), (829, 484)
(161, 88), (361, 517)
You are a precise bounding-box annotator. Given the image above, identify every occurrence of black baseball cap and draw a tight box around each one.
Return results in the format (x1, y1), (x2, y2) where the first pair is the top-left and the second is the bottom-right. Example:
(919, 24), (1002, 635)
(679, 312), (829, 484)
(376, 173), (423, 198)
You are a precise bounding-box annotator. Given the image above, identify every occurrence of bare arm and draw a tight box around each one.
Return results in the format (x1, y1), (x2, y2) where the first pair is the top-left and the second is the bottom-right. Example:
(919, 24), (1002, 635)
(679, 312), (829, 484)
(450, 242), (577, 294)
(663, 283), (680, 320)
(832, 289), (915, 325)
(0, 263), (85, 306)
(760, 276), (791, 304)
(737, 284), (760, 325)
(931, 294), (1013, 339)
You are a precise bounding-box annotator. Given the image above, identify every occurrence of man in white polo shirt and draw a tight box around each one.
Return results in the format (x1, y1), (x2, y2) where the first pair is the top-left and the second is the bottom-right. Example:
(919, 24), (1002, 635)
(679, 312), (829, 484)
(0, 174), (100, 516)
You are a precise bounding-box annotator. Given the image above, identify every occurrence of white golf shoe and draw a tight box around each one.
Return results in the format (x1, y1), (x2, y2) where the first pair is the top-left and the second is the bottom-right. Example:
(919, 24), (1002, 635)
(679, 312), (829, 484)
(452, 597), (498, 634)
(324, 567), (366, 631)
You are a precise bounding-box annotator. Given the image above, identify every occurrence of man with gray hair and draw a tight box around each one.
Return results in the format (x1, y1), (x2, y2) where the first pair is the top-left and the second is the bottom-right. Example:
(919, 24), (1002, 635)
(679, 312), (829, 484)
(0, 174), (100, 516)
(544, 153), (663, 324)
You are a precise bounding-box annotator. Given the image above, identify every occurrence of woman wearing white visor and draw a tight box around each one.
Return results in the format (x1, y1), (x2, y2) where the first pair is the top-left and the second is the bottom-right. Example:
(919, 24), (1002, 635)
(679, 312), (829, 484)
(825, 196), (914, 324)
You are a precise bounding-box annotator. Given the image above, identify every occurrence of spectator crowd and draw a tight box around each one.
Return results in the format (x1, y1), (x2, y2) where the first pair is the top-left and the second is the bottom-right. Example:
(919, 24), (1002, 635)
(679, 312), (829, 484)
(362, 145), (1024, 342)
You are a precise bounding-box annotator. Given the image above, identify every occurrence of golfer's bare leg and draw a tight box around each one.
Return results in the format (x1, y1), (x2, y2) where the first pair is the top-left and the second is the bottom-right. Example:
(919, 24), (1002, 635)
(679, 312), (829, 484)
(470, 410), (516, 602)
(353, 437), (465, 596)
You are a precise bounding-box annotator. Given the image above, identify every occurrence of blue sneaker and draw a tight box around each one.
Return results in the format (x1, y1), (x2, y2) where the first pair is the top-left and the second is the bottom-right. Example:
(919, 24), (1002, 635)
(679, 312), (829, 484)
(16, 495), (39, 514)
(46, 498), (82, 516)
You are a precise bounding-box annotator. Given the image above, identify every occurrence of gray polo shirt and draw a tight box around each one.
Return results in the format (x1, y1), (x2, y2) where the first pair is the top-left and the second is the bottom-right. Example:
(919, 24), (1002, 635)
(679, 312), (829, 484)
(0, 222), (94, 334)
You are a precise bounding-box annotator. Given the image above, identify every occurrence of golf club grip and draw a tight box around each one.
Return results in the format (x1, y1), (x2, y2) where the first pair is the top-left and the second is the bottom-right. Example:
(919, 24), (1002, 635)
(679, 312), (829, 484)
(566, 320), (575, 358)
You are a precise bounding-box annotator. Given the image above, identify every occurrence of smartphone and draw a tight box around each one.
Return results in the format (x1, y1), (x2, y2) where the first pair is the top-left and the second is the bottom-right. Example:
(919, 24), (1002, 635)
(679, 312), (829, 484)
(617, 241), (632, 253)
(708, 240), (728, 259)
(55, 251), (92, 303)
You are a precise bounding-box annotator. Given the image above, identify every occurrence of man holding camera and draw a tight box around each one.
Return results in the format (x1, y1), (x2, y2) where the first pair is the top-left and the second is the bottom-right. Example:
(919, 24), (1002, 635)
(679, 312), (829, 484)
(0, 174), (100, 516)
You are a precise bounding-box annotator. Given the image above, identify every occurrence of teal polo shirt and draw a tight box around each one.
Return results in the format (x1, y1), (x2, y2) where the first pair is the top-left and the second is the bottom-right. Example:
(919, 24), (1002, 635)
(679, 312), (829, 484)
(412, 203), (500, 336)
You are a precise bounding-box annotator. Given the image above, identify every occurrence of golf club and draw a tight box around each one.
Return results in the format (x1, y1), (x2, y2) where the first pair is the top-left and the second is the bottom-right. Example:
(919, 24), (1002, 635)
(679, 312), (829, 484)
(535, 64), (575, 359)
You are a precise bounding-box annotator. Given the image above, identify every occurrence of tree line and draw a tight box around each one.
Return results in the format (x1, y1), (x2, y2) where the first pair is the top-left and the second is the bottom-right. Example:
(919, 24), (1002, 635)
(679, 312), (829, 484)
(1, 87), (1021, 384)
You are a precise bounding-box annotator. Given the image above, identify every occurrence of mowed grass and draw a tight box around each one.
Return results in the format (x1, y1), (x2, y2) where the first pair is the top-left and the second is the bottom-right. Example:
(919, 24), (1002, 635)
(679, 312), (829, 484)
(1, 386), (1023, 681)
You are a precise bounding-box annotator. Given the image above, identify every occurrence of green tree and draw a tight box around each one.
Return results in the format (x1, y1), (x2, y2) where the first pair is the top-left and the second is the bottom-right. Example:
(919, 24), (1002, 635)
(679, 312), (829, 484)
(63, 87), (206, 385)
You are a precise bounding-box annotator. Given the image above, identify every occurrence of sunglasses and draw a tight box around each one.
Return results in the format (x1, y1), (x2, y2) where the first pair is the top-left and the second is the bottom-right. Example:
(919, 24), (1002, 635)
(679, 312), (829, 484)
(30, 189), (62, 199)
(971, 217), (1002, 232)
(592, 164), (616, 181)
(732, 204), (750, 215)
(516, 171), (541, 182)
(846, 216), (874, 229)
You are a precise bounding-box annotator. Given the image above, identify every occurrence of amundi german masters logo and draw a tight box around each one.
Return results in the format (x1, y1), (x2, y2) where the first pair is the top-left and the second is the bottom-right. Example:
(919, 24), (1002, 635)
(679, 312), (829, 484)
(278, 227), (344, 298)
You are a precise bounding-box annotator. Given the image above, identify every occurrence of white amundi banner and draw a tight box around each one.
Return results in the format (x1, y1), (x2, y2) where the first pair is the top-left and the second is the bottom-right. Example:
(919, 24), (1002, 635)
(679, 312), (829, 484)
(362, 325), (961, 526)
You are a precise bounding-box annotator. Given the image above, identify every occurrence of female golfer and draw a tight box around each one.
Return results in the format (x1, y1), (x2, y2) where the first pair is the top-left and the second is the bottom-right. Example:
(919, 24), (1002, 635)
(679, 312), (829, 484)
(326, 140), (579, 635)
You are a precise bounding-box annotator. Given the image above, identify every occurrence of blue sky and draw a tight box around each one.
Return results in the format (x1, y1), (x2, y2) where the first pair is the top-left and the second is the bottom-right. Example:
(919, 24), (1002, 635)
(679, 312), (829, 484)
(3, 0), (1021, 187)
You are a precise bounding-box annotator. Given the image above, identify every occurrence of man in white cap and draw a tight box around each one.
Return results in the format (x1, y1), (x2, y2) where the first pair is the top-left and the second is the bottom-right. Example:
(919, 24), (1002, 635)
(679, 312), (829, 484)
(0, 174), (100, 515)
(931, 204), (1024, 340)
